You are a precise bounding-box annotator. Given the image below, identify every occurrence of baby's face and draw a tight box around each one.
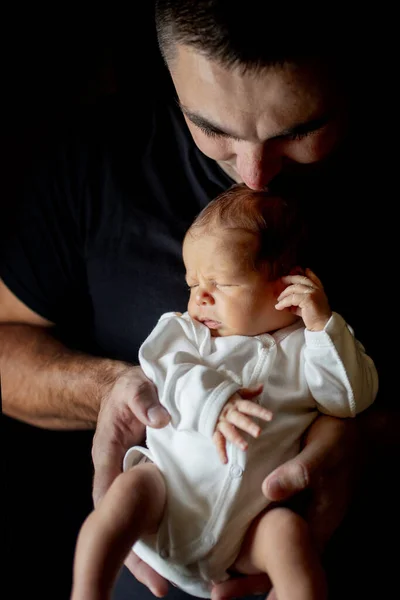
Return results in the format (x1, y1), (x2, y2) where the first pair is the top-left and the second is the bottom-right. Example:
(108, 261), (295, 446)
(183, 229), (297, 337)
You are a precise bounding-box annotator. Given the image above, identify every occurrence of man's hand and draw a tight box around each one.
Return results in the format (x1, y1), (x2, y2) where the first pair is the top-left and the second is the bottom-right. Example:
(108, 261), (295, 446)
(211, 415), (362, 600)
(92, 366), (170, 504)
(124, 552), (170, 598)
(262, 414), (361, 551)
(92, 365), (171, 596)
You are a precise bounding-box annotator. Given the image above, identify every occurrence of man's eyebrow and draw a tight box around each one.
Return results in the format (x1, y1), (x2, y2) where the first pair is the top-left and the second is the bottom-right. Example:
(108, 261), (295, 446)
(178, 102), (332, 141)
(277, 114), (332, 138)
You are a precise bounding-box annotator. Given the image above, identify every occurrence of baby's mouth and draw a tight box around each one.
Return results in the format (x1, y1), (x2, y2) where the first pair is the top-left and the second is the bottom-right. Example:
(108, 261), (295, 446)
(200, 319), (221, 330)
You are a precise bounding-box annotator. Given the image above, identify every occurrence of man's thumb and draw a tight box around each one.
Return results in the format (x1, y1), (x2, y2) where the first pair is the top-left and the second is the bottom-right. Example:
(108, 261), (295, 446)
(262, 458), (310, 501)
(262, 415), (344, 501)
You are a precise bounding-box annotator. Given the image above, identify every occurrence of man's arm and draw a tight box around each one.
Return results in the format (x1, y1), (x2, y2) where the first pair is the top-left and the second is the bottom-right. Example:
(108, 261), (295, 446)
(0, 279), (153, 430)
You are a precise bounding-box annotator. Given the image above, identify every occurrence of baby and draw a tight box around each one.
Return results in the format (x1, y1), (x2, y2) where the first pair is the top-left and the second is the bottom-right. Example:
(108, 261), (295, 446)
(71, 184), (378, 600)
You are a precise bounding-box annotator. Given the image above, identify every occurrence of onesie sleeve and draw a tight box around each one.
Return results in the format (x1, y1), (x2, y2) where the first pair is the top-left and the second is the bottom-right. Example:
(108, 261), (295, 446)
(139, 313), (241, 437)
(304, 312), (378, 417)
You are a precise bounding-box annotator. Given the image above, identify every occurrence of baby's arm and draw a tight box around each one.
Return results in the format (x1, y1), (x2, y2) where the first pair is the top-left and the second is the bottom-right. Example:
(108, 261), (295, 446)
(139, 313), (243, 438)
(275, 269), (378, 416)
(304, 314), (378, 416)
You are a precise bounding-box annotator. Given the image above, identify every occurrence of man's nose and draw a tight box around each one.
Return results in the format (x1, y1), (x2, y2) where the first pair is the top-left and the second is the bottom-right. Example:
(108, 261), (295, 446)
(196, 288), (215, 306)
(236, 143), (282, 191)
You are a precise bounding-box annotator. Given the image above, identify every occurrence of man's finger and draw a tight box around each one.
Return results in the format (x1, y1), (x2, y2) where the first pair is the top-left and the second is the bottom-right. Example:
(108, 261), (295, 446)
(211, 573), (271, 600)
(262, 416), (346, 501)
(127, 376), (171, 428)
(262, 457), (310, 501)
(92, 367), (171, 505)
(125, 551), (169, 597)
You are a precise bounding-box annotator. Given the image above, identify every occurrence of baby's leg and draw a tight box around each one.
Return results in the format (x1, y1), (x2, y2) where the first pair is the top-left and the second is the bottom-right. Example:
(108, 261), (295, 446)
(234, 507), (327, 600)
(71, 463), (166, 600)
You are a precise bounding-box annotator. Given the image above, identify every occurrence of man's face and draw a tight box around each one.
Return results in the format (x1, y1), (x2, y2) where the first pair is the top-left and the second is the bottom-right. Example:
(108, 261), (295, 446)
(183, 229), (297, 337)
(169, 45), (348, 191)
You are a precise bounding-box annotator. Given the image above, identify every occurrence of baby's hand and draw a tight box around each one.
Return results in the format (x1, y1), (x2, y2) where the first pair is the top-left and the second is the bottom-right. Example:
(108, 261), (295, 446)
(213, 385), (273, 464)
(275, 268), (332, 331)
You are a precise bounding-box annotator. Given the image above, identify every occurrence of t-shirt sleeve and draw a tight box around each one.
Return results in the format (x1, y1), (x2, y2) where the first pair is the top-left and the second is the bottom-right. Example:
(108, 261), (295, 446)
(0, 137), (90, 326)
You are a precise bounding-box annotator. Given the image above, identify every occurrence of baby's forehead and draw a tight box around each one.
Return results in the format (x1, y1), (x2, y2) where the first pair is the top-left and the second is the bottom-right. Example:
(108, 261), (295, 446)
(184, 226), (259, 270)
(185, 225), (257, 249)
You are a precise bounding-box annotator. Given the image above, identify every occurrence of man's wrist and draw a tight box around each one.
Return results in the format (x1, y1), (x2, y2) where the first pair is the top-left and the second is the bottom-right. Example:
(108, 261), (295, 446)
(94, 359), (136, 413)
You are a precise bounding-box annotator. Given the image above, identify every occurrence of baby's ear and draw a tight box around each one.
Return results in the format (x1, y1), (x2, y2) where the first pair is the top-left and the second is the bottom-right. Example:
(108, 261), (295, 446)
(289, 266), (304, 276)
(272, 277), (287, 297)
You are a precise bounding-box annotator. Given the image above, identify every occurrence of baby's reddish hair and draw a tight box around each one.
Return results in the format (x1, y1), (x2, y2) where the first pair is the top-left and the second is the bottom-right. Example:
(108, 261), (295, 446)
(188, 183), (309, 279)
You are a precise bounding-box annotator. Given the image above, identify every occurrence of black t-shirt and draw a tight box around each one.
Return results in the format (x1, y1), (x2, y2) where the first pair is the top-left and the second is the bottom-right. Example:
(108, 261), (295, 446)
(0, 85), (388, 375)
(1, 90), (234, 362)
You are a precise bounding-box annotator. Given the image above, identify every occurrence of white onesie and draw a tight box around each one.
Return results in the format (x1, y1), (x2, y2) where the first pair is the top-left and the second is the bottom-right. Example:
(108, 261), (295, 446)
(123, 311), (378, 597)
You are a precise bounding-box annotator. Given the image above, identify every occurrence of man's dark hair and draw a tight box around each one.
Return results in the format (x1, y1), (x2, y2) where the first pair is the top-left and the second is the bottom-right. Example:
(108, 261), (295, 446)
(155, 0), (347, 73)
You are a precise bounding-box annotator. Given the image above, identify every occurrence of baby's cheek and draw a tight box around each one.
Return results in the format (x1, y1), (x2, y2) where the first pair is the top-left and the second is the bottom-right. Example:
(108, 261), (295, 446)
(187, 297), (196, 316)
(231, 298), (254, 326)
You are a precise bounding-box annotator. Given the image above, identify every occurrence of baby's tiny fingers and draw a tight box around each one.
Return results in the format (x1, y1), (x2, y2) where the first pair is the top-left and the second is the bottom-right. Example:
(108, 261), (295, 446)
(275, 294), (300, 310)
(305, 268), (324, 289)
(217, 421), (248, 451)
(277, 284), (314, 302)
(281, 275), (312, 287)
(212, 430), (228, 464)
(235, 400), (273, 422)
(225, 410), (262, 438)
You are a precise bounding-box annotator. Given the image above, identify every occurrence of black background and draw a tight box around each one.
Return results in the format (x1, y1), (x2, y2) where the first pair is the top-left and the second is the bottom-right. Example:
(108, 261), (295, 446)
(2, 4), (400, 599)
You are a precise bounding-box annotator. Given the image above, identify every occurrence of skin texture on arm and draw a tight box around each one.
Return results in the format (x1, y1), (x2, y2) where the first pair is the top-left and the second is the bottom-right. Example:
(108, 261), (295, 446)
(0, 279), (170, 435)
(0, 279), (134, 429)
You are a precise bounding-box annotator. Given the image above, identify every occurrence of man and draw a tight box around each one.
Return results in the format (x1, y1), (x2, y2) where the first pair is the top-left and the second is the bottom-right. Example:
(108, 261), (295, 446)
(1, 2), (398, 598)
